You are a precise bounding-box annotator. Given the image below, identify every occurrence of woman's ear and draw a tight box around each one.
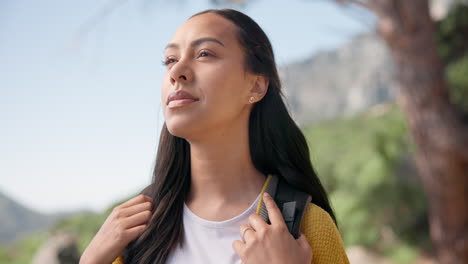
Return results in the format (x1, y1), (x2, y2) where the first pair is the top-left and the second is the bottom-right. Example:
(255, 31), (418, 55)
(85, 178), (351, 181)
(248, 75), (269, 103)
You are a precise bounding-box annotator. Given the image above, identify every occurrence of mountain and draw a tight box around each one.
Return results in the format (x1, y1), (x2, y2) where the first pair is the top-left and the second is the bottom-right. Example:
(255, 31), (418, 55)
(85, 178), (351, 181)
(280, 33), (397, 125)
(279, 0), (468, 126)
(0, 191), (69, 245)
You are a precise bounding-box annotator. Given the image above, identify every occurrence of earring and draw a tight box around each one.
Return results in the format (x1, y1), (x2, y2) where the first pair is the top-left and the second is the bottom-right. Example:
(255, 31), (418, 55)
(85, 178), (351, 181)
(249, 96), (255, 103)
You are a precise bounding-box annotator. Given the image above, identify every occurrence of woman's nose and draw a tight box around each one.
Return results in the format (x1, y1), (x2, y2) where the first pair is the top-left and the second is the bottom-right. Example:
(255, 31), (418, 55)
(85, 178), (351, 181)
(169, 62), (193, 85)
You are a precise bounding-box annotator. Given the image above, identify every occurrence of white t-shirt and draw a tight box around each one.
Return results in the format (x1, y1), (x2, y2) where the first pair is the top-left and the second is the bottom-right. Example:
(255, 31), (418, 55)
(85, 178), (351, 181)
(166, 193), (261, 264)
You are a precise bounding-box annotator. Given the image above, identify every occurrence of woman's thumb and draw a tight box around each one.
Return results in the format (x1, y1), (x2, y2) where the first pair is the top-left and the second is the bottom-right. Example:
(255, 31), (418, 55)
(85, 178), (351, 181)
(297, 233), (311, 250)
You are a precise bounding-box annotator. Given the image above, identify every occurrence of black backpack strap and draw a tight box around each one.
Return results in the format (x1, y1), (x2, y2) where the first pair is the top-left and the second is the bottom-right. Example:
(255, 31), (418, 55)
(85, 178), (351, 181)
(262, 175), (312, 239)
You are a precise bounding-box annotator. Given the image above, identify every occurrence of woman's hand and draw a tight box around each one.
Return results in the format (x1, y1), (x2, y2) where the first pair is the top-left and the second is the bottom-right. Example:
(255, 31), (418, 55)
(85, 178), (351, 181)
(232, 193), (312, 264)
(80, 194), (153, 264)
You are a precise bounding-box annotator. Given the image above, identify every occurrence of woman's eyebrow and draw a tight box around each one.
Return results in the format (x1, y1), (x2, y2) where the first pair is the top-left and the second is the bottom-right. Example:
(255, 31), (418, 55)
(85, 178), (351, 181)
(165, 37), (225, 50)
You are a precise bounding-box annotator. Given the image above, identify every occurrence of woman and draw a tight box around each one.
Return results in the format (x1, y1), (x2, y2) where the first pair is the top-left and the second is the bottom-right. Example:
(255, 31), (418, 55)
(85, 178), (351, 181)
(80, 9), (349, 264)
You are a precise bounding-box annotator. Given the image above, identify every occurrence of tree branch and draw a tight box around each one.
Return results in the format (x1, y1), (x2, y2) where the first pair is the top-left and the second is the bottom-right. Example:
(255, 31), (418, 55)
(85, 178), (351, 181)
(337, 0), (373, 10)
(68, 0), (129, 49)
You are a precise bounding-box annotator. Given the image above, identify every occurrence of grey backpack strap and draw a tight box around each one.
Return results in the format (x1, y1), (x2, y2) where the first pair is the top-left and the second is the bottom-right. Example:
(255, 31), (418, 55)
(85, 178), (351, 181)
(262, 175), (312, 239)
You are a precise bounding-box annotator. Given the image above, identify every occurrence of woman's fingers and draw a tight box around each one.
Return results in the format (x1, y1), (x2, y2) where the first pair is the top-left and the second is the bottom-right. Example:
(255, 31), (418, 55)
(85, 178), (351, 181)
(110, 194), (153, 236)
(247, 213), (267, 234)
(245, 192), (287, 237)
(297, 233), (313, 260)
(120, 201), (152, 217)
(124, 224), (148, 241)
(122, 209), (152, 229)
(297, 233), (312, 250)
(262, 192), (287, 228)
(118, 194), (153, 209)
(79, 194), (153, 264)
(239, 224), (256, 243)
(232, 239), (245, 258)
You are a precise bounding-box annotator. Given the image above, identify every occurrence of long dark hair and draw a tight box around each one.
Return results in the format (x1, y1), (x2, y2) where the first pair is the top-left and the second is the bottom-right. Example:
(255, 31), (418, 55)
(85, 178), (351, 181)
(123, 8), (336, 264)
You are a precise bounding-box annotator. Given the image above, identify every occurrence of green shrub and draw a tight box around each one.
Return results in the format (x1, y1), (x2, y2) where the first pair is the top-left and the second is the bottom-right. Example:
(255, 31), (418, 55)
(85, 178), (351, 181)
(304, 104), (430, 260)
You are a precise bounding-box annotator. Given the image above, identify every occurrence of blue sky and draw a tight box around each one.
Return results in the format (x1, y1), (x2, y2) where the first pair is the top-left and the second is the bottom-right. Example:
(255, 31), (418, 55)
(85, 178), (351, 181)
(0, 0), (373, 214)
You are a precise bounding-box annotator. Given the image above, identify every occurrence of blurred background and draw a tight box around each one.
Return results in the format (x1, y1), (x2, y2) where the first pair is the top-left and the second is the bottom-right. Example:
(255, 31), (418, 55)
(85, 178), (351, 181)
(1, 0), (467, 263)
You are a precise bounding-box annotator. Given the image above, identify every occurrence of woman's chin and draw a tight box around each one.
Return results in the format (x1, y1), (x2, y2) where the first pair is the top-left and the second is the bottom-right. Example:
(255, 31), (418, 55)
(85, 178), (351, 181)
(166, 121), (196, 139)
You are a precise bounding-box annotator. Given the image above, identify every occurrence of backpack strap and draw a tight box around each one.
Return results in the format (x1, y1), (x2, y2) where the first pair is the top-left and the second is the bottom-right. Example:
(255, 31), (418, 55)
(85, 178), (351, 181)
(259, 174), (312, 239)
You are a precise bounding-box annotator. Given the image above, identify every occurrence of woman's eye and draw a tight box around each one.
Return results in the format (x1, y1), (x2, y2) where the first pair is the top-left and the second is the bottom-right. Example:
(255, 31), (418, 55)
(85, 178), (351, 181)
(198, 51), (211, 58)
(162, 58), (177, 66)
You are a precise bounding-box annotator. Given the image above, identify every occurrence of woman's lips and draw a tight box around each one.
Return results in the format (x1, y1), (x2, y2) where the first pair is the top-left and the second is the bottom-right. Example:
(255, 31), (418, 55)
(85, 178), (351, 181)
(166, 90), (199, 109)
(167, 98), (198, 109)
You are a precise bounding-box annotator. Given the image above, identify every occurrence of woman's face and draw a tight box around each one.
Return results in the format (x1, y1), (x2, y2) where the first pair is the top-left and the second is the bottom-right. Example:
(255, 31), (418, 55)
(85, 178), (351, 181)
(161, 13), (261, 140)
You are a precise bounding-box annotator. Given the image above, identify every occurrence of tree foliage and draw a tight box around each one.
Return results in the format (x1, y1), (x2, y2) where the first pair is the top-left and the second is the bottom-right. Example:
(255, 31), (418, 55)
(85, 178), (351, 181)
(437, 3), (468, 113)
(304, 104), (429, 263)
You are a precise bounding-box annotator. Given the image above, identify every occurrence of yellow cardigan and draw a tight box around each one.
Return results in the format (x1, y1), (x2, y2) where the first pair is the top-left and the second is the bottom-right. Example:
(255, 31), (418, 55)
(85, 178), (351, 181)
(113, 175), (349, 264)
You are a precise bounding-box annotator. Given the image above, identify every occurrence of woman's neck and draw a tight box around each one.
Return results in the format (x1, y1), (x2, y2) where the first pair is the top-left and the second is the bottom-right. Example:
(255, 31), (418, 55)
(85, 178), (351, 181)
(185, 121), (266, 219)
